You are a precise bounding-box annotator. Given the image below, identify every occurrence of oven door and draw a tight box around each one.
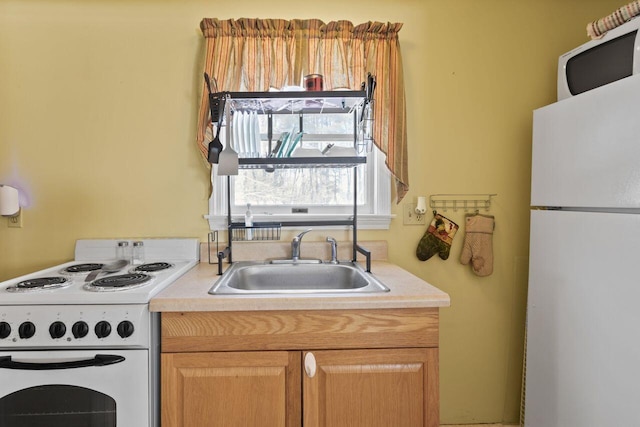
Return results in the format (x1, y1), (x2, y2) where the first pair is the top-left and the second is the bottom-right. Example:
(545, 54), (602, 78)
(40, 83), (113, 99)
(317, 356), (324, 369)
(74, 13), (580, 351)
(0, 349), (149, 427)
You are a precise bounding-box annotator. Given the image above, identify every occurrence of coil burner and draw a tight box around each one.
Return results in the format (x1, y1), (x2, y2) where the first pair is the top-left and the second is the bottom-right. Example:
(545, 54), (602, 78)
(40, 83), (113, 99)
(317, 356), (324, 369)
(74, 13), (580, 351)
(60, 263), (105, 276)
(130, 262), (173, 273)
(84, 273), (153, 292)
(6, 277), (71, 292)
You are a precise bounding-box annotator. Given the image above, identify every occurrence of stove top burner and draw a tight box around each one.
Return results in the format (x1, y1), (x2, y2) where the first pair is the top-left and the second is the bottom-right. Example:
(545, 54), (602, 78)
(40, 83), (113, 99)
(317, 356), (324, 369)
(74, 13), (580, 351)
(130, 262), (173, 273)
(84, 273), (153, 292)
(61, 263), (105, 274)
(6, 277), (71, 292)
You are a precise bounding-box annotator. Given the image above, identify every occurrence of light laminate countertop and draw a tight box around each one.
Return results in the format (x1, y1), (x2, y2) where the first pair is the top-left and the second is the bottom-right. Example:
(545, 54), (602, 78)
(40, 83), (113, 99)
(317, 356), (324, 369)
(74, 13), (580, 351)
(150, 260), (450, 312)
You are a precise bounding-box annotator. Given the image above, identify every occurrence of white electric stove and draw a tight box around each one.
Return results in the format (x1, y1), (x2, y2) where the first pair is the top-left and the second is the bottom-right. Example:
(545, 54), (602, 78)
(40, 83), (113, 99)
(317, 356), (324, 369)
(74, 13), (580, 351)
(0, 238), (199, 427)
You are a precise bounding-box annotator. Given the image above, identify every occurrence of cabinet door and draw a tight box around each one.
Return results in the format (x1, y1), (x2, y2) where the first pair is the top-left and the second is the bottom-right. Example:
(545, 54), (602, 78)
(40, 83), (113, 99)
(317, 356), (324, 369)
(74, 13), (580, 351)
(162, 351), (301, 427)
(303, 348), (439, 427)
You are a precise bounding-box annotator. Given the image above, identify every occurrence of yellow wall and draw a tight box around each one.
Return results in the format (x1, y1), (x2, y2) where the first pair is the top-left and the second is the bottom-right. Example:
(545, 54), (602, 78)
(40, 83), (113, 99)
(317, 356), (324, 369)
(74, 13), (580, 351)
(0, 0), (625, 423)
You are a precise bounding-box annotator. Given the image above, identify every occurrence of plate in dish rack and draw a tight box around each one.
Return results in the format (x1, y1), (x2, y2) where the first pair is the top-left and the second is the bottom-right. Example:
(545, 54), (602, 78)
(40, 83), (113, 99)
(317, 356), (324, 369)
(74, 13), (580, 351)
(251, 111), (260, 157)
(243, 111), (251, 158)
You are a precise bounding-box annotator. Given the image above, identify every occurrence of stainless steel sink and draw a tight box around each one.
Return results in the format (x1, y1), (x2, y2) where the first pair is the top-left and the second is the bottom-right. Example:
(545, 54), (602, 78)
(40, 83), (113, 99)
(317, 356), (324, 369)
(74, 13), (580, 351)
(209, 261), (390, 295)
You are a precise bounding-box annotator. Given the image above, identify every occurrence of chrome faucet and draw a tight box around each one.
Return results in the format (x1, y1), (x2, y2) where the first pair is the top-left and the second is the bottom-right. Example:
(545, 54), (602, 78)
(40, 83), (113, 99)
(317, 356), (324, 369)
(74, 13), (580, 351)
(291, 229), (312, 262)
(326, 237), (338, 264)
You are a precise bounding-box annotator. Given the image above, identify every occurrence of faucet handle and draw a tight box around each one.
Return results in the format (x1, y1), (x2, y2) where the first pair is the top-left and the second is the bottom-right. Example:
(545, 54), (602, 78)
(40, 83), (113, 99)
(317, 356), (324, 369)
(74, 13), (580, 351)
(291, 229), (312, 262)
(294, 228), (313, 241)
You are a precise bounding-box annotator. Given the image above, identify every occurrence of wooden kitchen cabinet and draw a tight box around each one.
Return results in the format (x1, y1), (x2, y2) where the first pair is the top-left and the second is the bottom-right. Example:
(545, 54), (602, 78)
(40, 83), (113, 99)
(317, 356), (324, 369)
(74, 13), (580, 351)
(161, 308), (440, 427)
(303, 348), (438, 427)
(161, 351), (301, 427)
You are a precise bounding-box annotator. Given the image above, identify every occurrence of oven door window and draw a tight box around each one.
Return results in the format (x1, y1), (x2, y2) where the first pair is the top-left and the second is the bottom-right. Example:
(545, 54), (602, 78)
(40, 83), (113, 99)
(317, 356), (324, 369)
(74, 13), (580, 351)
(0, 385), (115, 427)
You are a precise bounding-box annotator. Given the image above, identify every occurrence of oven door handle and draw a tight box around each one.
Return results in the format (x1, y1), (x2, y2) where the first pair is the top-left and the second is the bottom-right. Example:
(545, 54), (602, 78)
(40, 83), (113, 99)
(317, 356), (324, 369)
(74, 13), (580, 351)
(0, 354), (125, 370)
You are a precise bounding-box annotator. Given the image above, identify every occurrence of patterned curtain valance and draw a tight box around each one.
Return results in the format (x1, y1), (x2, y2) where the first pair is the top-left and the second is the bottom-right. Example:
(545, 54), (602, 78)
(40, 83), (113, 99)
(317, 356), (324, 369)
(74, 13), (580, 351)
(197, 18), (408, 202)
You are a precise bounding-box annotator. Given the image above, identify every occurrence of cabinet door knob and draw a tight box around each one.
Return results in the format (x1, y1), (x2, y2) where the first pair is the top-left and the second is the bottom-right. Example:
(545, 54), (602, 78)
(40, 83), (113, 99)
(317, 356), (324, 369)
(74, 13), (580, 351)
(304, 352), (317, 378)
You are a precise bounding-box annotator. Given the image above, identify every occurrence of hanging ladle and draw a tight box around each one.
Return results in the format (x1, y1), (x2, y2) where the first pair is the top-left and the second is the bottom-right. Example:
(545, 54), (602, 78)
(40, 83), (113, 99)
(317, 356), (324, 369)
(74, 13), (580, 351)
(204, 72), (224, 163)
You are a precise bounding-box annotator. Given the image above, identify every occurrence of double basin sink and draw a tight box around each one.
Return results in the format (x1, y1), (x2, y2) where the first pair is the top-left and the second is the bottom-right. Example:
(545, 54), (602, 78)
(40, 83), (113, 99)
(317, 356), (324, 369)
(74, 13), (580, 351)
(209, 260), (390, 295)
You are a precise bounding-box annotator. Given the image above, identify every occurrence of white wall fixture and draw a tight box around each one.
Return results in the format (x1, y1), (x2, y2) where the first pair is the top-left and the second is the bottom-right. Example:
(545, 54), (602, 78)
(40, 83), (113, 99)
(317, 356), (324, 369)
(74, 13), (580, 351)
(415, 196), (427, 218)
(403, 196), (427, 225)
(0, 185), (20, 216)
(0, 185), (23, 228)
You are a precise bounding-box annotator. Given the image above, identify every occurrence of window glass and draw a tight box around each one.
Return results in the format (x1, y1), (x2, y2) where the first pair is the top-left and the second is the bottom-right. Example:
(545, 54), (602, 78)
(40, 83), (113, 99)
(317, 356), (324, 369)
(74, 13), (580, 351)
(208, 98), (391, 229)
(234, 166), (365, 208)
(233, 112), (367, 211)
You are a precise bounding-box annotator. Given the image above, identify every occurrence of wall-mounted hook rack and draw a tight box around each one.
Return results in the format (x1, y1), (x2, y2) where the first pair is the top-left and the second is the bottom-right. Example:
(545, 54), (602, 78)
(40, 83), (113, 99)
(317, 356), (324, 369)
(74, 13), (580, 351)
(429, 193), (497, 212)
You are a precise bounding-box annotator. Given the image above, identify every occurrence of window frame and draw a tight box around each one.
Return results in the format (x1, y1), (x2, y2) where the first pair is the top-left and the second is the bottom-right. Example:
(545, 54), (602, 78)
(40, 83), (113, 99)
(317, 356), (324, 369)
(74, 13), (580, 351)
(204, 91), (392, 231)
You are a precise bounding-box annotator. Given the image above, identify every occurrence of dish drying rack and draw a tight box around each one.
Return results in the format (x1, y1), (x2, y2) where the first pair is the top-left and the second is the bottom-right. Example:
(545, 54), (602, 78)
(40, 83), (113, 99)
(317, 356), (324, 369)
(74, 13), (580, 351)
(208, 90), (375, 159)
(208, 90), (374, 275)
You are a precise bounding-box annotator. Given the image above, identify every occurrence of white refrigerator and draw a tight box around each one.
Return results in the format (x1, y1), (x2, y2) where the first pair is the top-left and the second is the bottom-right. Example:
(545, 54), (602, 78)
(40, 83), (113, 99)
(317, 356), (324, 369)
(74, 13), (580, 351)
(526, 74), (640, 427)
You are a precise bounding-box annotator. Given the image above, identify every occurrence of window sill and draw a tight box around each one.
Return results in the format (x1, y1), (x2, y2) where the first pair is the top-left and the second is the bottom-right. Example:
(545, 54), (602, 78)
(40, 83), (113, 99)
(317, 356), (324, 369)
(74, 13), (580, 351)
(204, 214), (392, 231)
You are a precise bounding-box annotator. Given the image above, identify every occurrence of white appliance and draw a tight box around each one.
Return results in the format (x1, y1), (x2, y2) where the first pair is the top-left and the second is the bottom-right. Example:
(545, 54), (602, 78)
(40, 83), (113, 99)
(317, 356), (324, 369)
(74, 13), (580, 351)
(526, 74), (640, 426)
(0, 238), (199, 427)
(557, 16), (640, 101)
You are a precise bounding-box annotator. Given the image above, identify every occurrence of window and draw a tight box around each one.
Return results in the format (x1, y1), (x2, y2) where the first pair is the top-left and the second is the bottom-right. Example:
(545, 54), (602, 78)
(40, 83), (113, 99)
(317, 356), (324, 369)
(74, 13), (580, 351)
(197, 19), (410, 209)
(206, 107), (391, 230)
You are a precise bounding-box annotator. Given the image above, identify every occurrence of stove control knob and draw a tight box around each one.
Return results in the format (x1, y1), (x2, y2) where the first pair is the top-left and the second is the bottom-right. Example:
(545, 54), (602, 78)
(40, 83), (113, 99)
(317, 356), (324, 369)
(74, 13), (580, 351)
(49, 321), (67, 339)
(117, 321), (134, 338)
(18, 321), (36, 339)
(0, 322), (11, 339)
(72, 321), (89, 339)
(95, 321), (112, 338)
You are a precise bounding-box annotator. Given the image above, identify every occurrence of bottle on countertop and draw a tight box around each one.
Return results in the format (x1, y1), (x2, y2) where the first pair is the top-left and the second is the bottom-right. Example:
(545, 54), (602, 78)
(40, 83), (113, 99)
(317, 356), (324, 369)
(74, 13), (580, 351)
(245, 203), (253, 240)
(132, 241), (145, 265)
(116, 241), (129, 261)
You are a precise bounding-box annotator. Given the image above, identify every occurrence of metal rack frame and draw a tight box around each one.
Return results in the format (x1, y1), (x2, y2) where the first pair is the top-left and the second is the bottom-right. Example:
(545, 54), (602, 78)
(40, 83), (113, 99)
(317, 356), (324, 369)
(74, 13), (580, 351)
(212, 91), (372, 275)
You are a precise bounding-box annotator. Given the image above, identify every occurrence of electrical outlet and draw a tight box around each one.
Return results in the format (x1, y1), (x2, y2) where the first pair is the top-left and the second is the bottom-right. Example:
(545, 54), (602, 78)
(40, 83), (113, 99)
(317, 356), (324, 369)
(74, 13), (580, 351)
(403, 203), (426, 225)
(8, 212), (23, 228)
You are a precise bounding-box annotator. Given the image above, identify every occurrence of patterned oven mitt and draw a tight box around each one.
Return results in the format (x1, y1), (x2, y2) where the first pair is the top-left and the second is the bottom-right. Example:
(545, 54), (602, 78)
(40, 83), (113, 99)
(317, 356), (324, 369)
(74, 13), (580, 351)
(416, 212), (459, 261)
(459, 214), (495, 276)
